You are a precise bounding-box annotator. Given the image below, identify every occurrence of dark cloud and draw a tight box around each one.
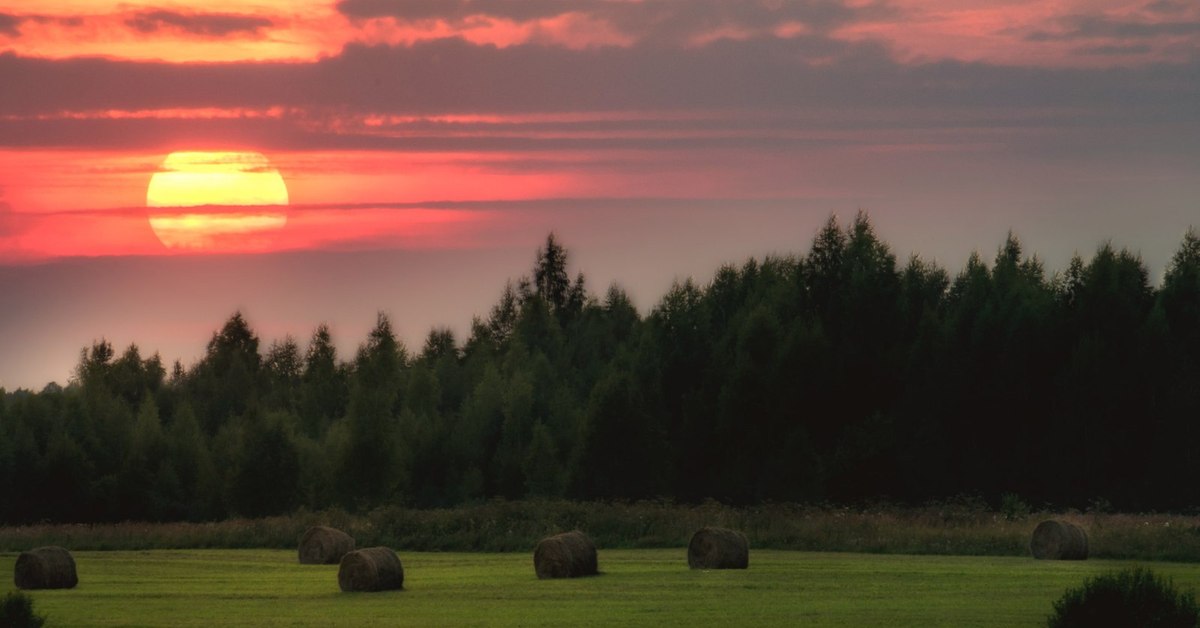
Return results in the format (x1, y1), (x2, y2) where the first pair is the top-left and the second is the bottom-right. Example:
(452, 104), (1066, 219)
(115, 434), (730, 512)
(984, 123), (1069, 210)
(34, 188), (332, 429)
(0, 37), (892, 115)
(0, 11), (266, 39)
(0, 51), (293, 114)
(0, 34), (1197, 163)
(29, 15), (84, 28)
(124, 10), (273, 37)
(2, 37), (1196, 115)
(0, 115), (859, 152)
(1078, 43), (1155, 55)
(1027, 15), (1200, 41)
(600, 0), (896, 42)
(337, 0), (894, 41)
(0, 13), (21, 36)
(337, 0), (588, 22)
(310, 37), (898, 112)
(1143, 0), (1192, 15)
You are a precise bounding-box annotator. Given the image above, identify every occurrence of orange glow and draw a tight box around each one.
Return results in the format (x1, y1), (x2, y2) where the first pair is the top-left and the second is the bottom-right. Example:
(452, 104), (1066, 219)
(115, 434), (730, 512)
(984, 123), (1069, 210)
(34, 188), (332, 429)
(147, 152), (288, 207)
(353, 12), (633, 50)
(280, 151), (577, 205)
(0, 1), (341, 62)
(0, 107), (293, 122)
(284, 207), (493, 251)
(0, 150), (153, 213)
(0, 148), (572, 261)
(147, 151), (289, 250)
(147, 212), (288, 250)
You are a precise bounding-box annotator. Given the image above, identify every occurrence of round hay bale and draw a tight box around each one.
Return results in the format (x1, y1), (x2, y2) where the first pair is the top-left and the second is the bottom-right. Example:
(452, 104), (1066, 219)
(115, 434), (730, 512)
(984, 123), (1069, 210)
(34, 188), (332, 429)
(533, 530), (598, 579)
(14, 546), (78, 590)
(338, 547), (404, 592)
(299, 526), (356, 565)
(688, 527), (749, 569)
(1030, 520), (1089, 560)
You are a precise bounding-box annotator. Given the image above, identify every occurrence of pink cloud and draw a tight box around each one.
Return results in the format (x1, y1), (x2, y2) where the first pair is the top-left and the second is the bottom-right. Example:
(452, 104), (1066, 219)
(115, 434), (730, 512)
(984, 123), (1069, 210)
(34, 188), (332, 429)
(5, 0), (1195, 67)
(0, 4), (338, 61)
(837, 0), (1200, 66)
(353, 12), (633, 49)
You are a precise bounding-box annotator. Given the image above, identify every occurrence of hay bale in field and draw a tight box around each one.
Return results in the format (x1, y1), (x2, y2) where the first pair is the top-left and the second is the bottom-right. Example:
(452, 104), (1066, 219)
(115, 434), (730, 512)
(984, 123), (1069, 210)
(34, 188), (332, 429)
(298, 526), (356, 565)
(14, 546), (78, 590)
(533, 530), (598, 579)
(338, 547), (404, 592)
(1031, 520), (1088, 560)
(688, 527), (749, 570)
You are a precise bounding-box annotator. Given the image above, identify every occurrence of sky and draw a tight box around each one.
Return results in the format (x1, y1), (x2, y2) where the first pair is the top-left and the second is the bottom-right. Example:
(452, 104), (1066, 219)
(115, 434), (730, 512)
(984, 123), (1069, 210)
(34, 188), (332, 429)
(1, 0), (1198, 390)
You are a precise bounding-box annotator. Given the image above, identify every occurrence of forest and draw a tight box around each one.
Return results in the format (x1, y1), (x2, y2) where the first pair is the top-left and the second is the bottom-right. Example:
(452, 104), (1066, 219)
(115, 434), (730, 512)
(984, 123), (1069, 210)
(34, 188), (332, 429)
(3, 213), (1200, 524)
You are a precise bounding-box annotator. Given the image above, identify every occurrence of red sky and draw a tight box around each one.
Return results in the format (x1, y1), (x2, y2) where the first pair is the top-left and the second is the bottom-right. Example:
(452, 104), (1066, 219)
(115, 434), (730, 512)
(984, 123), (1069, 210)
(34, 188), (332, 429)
(1, 0), (1198, 389)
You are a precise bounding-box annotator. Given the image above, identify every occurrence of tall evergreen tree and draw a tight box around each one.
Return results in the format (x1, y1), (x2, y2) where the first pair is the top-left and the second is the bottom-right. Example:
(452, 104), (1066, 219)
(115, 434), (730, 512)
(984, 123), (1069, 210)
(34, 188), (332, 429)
(263, 336), (302, 414)
(299, 324), (348, 437)
(190, 312), (262, 432)
(1161, 228), (1200, 363)
(229, 411), (300, 518)
(338, 313), (405, 506)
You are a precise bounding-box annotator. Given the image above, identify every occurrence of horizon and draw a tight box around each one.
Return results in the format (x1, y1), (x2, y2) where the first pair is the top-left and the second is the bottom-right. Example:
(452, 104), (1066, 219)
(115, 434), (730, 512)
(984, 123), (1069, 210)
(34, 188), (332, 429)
(2, 222), (1195, 392)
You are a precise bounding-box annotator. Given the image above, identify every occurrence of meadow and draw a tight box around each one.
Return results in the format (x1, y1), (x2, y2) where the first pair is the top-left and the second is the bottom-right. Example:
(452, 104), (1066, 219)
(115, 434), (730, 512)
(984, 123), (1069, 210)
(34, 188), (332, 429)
(6, 548), (1200, 626)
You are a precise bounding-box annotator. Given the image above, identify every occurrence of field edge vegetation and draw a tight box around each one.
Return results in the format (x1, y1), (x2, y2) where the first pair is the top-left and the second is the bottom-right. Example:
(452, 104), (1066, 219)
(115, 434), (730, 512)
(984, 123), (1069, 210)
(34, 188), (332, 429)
(3, 499), (1200, 562)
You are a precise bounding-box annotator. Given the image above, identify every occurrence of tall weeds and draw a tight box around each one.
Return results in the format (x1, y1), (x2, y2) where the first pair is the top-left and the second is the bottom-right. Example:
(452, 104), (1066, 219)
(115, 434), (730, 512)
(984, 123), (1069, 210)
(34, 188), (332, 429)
(2, 501), (1199, 561)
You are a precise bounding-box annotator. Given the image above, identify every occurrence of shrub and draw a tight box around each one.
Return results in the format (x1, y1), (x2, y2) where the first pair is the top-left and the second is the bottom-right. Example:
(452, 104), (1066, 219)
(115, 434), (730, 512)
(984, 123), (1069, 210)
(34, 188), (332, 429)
(0, 591), (46, 628)
(1000, 493), (1030, 521)
(1047, 567), (1199, 628)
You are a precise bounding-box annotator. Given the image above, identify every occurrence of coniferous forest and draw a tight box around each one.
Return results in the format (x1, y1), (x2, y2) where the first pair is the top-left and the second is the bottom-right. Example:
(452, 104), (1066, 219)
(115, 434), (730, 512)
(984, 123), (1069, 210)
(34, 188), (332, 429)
(4, 213), (1200, 524)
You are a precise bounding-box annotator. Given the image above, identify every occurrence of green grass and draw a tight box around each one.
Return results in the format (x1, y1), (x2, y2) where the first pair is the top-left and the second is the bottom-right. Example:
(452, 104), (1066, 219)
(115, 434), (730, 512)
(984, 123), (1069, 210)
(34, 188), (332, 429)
(5, 549), (1200, 627)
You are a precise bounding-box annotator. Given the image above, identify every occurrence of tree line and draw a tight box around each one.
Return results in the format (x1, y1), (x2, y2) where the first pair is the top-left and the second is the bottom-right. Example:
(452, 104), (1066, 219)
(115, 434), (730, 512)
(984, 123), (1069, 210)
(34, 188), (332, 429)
(3, 215), (1200, 523)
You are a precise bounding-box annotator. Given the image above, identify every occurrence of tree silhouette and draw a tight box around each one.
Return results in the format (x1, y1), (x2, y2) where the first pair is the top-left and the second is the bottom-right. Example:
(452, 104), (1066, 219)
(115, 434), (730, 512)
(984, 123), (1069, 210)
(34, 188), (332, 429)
(6, 222), (1200, 521)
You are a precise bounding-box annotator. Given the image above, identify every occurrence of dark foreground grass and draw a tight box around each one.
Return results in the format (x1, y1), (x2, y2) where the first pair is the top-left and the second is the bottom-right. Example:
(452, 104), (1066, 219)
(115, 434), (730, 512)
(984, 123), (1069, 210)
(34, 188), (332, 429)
(4, 549), (1200, 627)
(3, 501), (1200, 561)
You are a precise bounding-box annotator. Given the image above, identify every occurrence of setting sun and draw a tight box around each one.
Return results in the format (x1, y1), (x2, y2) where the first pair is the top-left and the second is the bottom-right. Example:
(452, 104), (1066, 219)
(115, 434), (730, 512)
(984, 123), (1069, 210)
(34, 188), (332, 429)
(146, 151), (289, 250)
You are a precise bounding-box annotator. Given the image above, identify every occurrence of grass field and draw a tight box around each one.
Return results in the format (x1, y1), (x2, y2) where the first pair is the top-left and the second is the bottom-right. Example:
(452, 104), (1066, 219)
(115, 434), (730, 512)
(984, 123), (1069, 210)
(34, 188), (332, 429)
(6, 549), (1200, 626)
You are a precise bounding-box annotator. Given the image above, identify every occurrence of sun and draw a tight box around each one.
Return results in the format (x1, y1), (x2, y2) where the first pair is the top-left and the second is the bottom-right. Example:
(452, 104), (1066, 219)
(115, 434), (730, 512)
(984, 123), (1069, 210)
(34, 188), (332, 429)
(147, 151), (289, 250)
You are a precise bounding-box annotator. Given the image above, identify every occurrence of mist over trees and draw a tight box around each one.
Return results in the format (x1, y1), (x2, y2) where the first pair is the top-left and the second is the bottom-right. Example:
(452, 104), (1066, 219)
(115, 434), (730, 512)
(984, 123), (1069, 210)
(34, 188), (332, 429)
(3, 218), (1200, 523)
